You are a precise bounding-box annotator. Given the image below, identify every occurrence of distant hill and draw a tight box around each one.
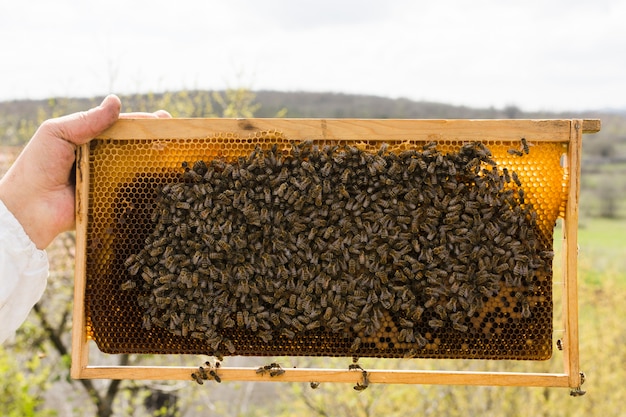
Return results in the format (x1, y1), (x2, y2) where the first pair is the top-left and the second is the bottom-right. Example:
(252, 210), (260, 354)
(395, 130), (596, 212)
(0, 89), (600, 124)
(253, 90), (505, 118)
(1, 89), (624, 218)
(0, 88), (621, 148)
(252, 90), (593, 119)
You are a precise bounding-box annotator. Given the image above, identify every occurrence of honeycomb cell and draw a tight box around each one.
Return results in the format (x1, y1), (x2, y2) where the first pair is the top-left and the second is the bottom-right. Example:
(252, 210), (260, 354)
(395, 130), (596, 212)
(83, 134), (562, 360)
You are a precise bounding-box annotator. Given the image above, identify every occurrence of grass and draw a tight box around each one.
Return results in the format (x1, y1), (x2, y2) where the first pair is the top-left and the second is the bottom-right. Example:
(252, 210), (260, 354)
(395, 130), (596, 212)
(576, 217), (626, 284)
(578, 217), (626, 250)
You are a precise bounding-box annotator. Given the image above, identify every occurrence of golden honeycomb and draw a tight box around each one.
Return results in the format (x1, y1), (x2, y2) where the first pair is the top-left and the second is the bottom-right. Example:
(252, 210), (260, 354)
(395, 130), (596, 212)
(83, 129), (565, 361)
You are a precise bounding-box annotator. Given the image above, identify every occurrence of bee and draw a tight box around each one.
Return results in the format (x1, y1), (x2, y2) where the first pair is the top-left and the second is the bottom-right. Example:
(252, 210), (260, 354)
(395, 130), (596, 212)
(224, 339), (236, 354)
(338, 184), (350, 199)
(521, 137), (530, 154)
(322, 306), (334, 321)
(507, 148), (524, 157)
(305, 321), (321, 331)
(521, 300), (531, 318)
(513, 262), (528, 278)
(424, 296), (438, 309)
(142, 315), (152, 330)
(401, 347), (419, 359)
(281, 328), (296, 339)
(485, 222), (500, 240)
(175, 201), (191, 210)
(258, 330), (273, 343)
(274, 182), (289, 198)
(415, 332), (428, 348)
(444, 297), (458, 312)
(314, 161), (330, 177)
(410, 306), (424, 322)
(209, 369), (222, 383)
(452, 321), (469, 333)
(222, 163), (234, 178)
(296, 159), (312, 174)
(127, 261), (142, 276)
(120, 280), (136, 291)
(310, 381), (321, 389)
(322, 226), (336, 240)
(348, 363), (364, 371)
(291, 318), (305, 332)
(350, 337), (362, 352)
(280, 306), (296, 316)
(466, 303), (478, 318)
(428, 318), (444, 329)
(434, 304), (448, 319)
(256, 362), (284, 377)
(155, 296), (171, 308)
(215, 239), (233, 256)
(191, 159), (209, 175)
(256, 365), (270, 375)
(432, 245), (447, 258)
(399, 327), (415, 343)
(398, 317), (414, 328)
(375, 270), (389, 284)
(191, 372), (204, 385)
(353, 371), (369, 392)
(197, 365), (209, 380)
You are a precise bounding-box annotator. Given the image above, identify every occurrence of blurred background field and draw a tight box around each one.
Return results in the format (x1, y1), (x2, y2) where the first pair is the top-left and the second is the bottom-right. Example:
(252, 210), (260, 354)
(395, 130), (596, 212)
(1, 90), (625, 416)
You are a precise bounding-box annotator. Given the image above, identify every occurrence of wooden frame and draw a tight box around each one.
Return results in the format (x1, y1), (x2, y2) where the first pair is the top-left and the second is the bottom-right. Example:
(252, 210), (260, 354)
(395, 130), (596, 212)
(72, 118), (600, 390)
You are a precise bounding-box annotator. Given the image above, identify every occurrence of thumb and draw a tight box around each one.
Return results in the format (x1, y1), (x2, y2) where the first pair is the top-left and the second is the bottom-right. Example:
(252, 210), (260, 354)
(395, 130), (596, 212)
(42, 94), (121, 146)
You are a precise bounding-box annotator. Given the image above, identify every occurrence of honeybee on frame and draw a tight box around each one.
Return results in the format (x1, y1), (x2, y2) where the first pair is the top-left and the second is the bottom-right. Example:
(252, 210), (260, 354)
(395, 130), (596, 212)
(520, 137), (530, 154)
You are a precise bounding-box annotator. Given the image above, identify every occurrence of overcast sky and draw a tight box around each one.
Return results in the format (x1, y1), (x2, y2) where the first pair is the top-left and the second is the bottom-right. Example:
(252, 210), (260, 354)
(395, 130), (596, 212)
(1, 0), (624, 112)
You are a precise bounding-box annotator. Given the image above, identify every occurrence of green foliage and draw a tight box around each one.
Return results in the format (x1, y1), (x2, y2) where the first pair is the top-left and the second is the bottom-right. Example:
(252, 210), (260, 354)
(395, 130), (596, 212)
(119, 89), (269, 119)
(0, 346), (56, 417)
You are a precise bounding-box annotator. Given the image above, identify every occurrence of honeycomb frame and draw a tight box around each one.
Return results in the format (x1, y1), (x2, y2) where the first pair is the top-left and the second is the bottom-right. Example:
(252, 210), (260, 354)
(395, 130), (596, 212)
(71, 118), (600, 389)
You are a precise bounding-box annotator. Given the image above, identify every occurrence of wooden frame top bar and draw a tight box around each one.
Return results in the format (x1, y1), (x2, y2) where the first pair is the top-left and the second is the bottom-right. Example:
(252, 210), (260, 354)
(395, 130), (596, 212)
(96, 118), (600, 142)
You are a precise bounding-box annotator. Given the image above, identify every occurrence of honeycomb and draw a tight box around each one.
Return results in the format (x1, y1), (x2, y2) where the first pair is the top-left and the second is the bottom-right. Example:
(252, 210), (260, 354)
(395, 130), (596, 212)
(83, 130), (565, 361)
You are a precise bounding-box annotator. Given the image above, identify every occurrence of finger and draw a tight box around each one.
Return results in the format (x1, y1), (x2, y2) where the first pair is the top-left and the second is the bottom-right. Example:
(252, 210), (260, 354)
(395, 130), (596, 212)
(120, 109), (172, 119)
(42, 94), (122, 146)
(155, 109), (172, 118)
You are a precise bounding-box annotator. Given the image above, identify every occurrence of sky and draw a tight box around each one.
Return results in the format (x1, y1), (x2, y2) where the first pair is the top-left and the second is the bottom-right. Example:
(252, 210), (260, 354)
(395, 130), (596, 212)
(0, 0), (624, 112)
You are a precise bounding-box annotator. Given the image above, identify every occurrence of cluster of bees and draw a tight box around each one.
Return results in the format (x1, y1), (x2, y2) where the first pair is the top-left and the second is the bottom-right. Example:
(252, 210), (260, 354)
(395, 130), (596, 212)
(191, 360), (221, 384)
(123, 140), (549, 357)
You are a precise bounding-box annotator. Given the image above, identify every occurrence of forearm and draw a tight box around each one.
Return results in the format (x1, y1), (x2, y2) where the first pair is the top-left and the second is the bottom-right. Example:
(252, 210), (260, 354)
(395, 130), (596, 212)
(0, 200), (49, 344)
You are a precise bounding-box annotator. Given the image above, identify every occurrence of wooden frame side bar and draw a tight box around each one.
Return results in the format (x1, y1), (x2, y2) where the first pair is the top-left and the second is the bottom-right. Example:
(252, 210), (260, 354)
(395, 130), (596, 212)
(561, 120), (583, 388)
(71, 143), (91, 378)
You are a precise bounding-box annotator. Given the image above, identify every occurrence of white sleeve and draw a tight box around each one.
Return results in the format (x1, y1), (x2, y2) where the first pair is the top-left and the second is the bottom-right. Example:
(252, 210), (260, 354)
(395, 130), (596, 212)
(0, 200), (49, 344)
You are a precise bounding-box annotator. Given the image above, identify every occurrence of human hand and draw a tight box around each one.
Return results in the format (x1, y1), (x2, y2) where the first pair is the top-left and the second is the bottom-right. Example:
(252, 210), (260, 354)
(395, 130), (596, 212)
(0, 94), (170, 249)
